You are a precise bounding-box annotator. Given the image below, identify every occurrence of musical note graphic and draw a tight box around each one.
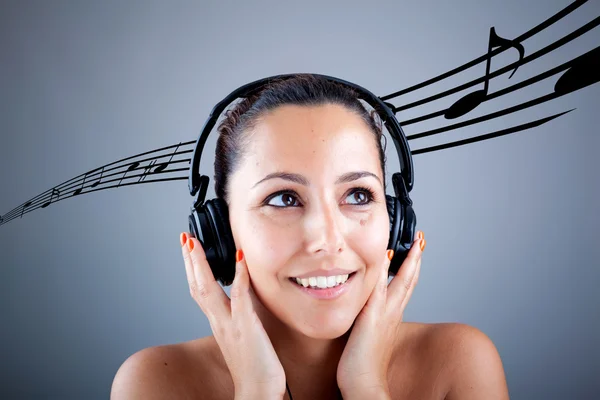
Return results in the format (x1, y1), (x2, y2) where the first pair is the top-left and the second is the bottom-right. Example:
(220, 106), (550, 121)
(138, 160), (157, 182)
(554, 46), (599, 95)
(21, 201), (32, 218)
(118, 162), (140, 187)
(72, 174), (88, 196)
(0, 2), (597, 228)
(391, 14), (599, 118)
(444, 27), (525, 119)
(153, 142), (181, 174)
(41, 188), (60, 208)
(90, 167), (104, 188)
(73, 167), (103, 196)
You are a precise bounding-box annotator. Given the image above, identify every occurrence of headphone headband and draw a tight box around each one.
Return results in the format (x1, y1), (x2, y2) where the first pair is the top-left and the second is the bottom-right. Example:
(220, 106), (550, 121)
(188, 73), (414, 202)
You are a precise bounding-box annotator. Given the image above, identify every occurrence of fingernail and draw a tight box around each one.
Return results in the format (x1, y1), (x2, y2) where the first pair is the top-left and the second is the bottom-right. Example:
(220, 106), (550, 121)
(236, 249), (244, 262)
(387, 249), (394, 261)
(187, 238), (194, 252)
(180, 232), (188, 247)
(418, 231), (424, 240)
(420, 239), (426, 252)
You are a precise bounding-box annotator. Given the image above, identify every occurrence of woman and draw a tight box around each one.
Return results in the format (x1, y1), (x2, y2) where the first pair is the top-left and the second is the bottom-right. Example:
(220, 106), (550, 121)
(111, 74), (509, 399)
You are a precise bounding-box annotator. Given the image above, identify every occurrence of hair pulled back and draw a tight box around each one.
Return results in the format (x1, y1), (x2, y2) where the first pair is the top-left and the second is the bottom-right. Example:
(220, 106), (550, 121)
(214, 73), (387, 204)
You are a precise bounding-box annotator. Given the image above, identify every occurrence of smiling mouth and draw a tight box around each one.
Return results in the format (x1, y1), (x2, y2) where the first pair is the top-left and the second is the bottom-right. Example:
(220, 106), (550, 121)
(288, 271), (357, 289)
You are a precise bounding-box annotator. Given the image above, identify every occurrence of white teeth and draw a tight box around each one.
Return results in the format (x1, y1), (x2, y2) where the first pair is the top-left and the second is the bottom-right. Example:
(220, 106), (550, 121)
(326, 276), (336, 287)
(317, 276), (327, 288)
(294, 274), (350, 289)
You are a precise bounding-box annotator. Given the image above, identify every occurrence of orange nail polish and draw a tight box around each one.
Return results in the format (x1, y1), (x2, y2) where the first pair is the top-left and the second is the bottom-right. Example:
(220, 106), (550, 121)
(418, 231), (424, 240)
(180, 233), (188, 247)
(187, 238), (194, 251)
(236, 249), (244, 262)
(387, 249), (394, 261)
(420, 239), (426, 252)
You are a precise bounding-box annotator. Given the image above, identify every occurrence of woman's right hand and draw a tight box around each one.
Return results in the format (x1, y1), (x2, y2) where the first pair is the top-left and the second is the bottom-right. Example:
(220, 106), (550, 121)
(180, 232), (286, 399)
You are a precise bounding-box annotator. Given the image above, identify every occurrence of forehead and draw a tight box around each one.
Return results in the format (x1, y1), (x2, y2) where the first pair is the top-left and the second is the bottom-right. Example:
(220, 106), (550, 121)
(242, 104), (381, 176)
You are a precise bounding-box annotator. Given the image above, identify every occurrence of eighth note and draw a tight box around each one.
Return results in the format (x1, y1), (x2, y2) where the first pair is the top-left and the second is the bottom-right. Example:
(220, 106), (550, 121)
(41, 188), (61, 208)
(153, 142), (182, 174)
(445, 27), (525, 119)
(118, 162), (140, 186)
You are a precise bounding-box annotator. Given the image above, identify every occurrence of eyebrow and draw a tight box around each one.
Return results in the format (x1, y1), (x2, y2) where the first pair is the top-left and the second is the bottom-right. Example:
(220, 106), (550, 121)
(252, 170), (382, 189)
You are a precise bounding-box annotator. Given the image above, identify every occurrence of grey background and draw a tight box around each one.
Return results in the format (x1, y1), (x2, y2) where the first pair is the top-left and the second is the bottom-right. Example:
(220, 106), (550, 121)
(1, 0), (598, 399)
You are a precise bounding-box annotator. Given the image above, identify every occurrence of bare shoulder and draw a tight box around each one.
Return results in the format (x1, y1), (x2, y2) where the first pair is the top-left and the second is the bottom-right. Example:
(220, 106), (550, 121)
(110, 337), (220, 400)
(393, 322), (509, 400)
(435, 323), (509, 400)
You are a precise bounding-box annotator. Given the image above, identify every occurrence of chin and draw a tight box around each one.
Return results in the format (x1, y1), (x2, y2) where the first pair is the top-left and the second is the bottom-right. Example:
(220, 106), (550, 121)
(301, 326), (352, 340)
(252, 274), (364, 339)
(286, 311), (357, 339)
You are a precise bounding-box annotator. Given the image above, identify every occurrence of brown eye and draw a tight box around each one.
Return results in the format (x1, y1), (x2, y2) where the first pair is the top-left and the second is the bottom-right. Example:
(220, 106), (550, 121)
(281, 194), (297, 206)
(352, 192), (367, 203)
(345, 187), (375, 206)
(264, 187), (375, 209)
(265, 192), (301, 208)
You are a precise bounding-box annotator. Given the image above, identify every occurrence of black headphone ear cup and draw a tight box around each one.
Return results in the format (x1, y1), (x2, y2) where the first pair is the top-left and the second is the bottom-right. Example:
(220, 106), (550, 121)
(401, 203), (417, 251)
(188, 204), (221, 284)
(205, 198), (237, 286)
(386, 195), (417, 277)
(386, 195), (403, 276)
(188, 211), (200, 246)
(386, 195), (399, 251)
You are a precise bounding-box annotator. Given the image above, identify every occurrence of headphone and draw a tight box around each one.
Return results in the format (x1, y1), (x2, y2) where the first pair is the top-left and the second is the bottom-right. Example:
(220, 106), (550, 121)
(187, 73), (417, 287)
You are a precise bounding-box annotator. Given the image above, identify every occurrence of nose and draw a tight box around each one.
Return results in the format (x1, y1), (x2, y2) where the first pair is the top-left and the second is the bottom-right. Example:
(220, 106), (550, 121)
(304, 198), (345, 255)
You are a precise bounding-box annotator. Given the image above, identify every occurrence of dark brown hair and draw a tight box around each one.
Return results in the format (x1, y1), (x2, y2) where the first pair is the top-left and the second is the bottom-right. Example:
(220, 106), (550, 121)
(214, 74), (387, 203)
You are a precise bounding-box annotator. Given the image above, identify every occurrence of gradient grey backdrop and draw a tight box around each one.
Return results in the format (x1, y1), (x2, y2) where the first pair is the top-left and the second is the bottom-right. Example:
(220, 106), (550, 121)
(1, 0), (598, 399)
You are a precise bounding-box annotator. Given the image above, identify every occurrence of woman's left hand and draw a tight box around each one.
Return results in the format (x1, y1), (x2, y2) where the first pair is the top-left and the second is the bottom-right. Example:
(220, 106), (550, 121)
(337, 231), (425, 396)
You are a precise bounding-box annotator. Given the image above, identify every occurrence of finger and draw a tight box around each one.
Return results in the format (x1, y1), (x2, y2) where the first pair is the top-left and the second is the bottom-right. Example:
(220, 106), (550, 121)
(362, 249), (393, 319)
(182, 233), (230, 320)
(386, 236), (423, 309)
(414, 257), (421, 286)
(230, 250), (254, 320)
(182, 233), (202, 304)
(399, 256), (421, 313)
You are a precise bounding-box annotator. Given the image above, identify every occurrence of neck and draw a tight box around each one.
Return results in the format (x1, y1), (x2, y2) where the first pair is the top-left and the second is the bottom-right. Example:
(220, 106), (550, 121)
(251, 287), (350, 400)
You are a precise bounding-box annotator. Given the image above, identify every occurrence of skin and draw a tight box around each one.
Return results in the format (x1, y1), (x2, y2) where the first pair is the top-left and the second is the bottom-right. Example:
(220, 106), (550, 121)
(110, 102), (510, 400)
(225, 103), (394, 398)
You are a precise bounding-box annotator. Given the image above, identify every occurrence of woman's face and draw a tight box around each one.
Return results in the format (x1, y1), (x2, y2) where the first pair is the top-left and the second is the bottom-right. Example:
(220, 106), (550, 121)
(227, 103), (390, 339)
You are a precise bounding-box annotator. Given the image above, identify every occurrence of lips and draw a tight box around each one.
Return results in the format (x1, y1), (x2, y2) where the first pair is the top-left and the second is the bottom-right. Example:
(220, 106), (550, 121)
(292, 268), (356, 279)
(290, 272), (357, 299)
(288, 271), (357, 287)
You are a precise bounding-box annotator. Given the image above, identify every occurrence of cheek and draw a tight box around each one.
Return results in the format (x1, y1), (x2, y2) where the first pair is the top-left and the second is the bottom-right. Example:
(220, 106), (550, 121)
(239, 208), (389, 276)
(350, 211), (390, 262)
(244, 217), (296, 275)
